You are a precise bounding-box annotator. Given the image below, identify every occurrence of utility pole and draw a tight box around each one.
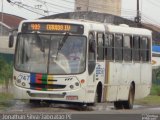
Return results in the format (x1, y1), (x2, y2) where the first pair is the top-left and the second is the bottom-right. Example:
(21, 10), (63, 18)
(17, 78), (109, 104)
(135, 0), (141, 26)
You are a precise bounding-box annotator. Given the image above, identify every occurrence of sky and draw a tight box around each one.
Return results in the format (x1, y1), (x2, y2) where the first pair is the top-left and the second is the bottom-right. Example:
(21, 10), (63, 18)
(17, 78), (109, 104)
(0, 0), (160, 26)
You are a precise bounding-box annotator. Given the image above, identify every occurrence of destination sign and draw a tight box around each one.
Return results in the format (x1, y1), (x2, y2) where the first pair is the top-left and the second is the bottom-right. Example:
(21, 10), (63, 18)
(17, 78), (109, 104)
(22, 22), (84, 34)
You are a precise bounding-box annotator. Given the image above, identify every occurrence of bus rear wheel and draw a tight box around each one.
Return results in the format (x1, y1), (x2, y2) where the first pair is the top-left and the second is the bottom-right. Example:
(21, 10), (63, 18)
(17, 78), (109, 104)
(114, 101), (123, 109)
(123, 84), (135, 109)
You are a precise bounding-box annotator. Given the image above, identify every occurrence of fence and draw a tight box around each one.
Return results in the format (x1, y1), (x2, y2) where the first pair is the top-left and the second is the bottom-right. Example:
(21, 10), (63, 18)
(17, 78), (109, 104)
(0, 53), (14, 63)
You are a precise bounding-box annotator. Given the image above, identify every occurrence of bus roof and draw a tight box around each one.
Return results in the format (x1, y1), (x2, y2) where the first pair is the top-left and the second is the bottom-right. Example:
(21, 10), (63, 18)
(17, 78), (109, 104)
(19, 19), (152, 36)
(105, 24), (152, 36)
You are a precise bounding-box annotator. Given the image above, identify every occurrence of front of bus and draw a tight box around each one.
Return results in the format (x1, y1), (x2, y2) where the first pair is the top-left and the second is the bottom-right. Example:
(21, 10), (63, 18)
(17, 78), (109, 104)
(13, 20), (88, 104)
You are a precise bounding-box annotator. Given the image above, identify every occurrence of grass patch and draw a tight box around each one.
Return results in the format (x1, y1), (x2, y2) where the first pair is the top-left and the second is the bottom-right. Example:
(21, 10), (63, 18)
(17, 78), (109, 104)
(150, 84), (160, 95)
(135, 84), (160, 106)
(0, 80), (4, 85)
(0, 93), (13, 109)
(135, 95), (160, 106)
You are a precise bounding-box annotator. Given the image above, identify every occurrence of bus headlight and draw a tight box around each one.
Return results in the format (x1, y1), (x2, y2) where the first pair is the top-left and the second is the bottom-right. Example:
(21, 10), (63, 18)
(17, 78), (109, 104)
(17, 79), (21, 83)
(75, 82), (79, 86)
(22, 82), (26, 87)
(70, 85), (74, 89)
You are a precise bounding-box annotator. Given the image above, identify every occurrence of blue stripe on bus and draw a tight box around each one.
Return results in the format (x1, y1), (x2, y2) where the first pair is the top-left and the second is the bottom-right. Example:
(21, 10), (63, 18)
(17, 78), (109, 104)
(30, 73), (36, 83)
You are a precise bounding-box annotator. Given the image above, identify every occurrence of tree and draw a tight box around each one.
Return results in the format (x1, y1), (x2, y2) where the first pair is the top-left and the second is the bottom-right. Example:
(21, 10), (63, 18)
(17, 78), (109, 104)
(0, 57), (13, 82)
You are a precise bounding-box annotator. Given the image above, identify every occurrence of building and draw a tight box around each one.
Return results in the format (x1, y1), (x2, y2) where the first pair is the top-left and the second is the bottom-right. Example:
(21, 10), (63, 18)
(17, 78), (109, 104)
(75, 0), (122, 16)
(0, 13), (25, 62)
(0, 12), (25, 36)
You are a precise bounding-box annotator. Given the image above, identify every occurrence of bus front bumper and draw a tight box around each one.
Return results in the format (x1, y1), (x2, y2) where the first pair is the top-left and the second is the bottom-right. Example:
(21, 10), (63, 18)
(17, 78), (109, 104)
(13, 85), (92, 103)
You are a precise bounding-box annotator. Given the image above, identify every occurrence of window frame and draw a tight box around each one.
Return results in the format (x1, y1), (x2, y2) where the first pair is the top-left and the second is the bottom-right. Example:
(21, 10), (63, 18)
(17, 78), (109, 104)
(123, 34), (132, 62)
(104, 33), (114, 61)
(114, 34), (123, 62)
(140, 36), (150, 62)
(132, 35), (140, 62)
(97, 32), (105, 61)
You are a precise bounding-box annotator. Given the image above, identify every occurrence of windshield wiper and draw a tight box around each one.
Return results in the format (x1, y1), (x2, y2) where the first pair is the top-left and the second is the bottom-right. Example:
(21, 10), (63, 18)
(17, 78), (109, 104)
(55, 32), (69, 59)
(34, 32), (45, 52)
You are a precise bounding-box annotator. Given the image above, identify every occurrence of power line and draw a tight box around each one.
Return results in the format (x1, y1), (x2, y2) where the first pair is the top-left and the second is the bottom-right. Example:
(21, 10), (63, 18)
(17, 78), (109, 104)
(6, 0), (160, 27)
(9, 0), (138, 18)
(37, 0), (74, 10)
(7, 0), (57, 17)
(28, 0), (138, 17)
(146, 0), (160, 8)
(141, 14), (160, 27)
(63, 0), (75, 3)
(33, 0), (73, 12)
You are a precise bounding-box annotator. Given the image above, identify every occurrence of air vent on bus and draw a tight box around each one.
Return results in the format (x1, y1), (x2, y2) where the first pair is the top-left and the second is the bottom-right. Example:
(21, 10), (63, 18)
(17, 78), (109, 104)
(119, 24), (129, 27)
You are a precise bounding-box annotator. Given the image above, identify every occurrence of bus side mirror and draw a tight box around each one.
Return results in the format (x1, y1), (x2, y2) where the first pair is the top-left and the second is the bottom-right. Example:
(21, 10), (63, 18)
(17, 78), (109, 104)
(89, 40), (95, 53)
(8, 35), (14, 48)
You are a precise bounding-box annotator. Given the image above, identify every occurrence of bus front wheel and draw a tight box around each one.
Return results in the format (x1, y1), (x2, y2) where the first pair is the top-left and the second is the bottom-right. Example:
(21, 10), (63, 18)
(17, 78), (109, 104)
(123, 84), (135, 109)
(29, 99), (41, 105)
(94, 85), (102, 105)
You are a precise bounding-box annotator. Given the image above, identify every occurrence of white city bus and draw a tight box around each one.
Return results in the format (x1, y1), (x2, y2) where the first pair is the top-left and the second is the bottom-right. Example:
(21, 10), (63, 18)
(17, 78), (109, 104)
(9, 19), (152, 109)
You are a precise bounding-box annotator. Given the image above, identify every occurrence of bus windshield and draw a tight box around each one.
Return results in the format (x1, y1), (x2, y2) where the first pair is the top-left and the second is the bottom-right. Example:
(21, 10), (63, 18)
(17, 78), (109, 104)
(15, 33), (86, 74)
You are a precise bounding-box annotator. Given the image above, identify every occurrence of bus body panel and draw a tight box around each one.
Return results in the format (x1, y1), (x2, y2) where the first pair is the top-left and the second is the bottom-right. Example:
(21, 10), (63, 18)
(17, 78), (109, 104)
(136, 63), (152, 99)
(13, 69), (96, 103)
(11, 19), (152, 106)
(105, 62), (151, 101)
(13, 84), (86, 103)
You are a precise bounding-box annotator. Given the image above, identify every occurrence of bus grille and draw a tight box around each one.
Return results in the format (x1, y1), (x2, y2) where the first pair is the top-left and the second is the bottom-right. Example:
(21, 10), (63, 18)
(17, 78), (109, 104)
(30, 83), (66, 90)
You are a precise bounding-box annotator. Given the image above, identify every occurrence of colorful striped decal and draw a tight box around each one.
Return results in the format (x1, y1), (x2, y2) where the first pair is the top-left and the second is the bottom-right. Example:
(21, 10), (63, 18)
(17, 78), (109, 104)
(30, 73), (54, 91)
(47, 75), (54, 91)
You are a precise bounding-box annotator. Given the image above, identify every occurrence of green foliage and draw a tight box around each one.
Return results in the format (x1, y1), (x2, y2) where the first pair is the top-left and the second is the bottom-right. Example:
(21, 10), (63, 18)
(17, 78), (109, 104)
(0, 93), (13, 109)
(0, 57), (13, 83)
(150, 84), (160, 95)
(135, 95), (160, 106)
(135, 84), (160, 105)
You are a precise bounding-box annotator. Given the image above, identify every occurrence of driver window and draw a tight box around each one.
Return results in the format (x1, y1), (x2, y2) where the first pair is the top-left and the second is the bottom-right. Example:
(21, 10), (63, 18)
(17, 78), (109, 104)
(88, 32), (96, 61)
(88, 32), (96, 75)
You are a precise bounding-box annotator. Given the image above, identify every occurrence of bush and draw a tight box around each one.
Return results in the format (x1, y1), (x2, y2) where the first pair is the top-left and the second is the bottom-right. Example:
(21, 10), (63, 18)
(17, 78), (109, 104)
(0, 93), (13, 109)
(150, 84), (160, 96)
(0, 57), (13, 84)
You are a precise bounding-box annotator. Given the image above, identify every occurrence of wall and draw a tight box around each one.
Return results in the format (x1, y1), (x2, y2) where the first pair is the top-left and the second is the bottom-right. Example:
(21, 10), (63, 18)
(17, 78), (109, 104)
(75, 0), (121, 16)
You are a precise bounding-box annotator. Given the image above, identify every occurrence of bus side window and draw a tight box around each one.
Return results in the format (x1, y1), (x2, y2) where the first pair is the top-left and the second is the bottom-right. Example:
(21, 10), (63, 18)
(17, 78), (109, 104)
(133, 36), (140, 62)
(115, 34), (123, 61)
(89, 33), (96, 59)
(123, 35), (132, 61)
(88, 32), (96, 75)
(147, 38), (151, 61)
(97, 33), (104, 60)
(104, 33), (114, 60)
(140, 37), (149, 62)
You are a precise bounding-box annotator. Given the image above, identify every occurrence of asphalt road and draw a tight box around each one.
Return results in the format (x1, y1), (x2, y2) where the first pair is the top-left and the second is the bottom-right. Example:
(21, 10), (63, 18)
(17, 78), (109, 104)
(0, 100), (160, 120)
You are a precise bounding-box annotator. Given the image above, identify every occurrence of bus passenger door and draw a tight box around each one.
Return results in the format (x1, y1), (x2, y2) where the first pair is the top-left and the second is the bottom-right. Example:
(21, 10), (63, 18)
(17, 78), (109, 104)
(87, 32), (97, 102)
(87, 32), (105, 103)
(96, 33), (105, 102)
(102, 33), (117, 102)
(96, 33), (105, 82)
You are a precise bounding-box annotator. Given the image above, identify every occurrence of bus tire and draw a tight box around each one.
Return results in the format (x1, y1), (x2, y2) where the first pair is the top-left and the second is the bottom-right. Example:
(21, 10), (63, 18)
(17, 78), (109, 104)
(114, 101), (123, 109)
(29, 99), (41, 105)
(94, 85), (102, 105)
(123, 84), (135, 109)
(93, 89), (98, 105)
